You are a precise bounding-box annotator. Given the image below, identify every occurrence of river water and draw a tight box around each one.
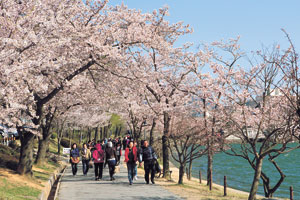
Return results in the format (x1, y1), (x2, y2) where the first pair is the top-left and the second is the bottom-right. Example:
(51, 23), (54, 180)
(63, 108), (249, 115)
(184, 143), (300, 199)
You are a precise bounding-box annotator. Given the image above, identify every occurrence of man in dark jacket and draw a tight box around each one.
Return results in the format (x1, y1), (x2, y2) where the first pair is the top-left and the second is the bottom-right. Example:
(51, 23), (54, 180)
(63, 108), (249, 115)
(105, 141), (117, 181)
(139, 140), (157, 184)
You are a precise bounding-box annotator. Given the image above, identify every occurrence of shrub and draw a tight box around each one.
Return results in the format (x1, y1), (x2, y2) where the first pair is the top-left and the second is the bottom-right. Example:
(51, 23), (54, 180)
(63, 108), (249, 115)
(0, 153), (19, 171)
(51, 132), (57, 140)
(8, 140), (18, 149)
(60, 138), (82, 149)
(0, 144), (12, 154)
(60, 138), (70, 148)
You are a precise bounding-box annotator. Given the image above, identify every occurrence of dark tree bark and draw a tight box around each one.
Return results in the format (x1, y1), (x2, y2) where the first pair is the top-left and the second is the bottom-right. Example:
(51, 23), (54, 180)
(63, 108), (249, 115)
(68, 129), (72, 147)
(115, 126), (119, 136)
(72, 128), (75, 140)
(94, 126), (99, 141)
(188, 152), (193, 180)
(162, 111), (171, 178)
(88, 127), (91, 141)
(261, 158), (285, 198)
(178, 163), (186, 184)
(35, 108), (56, 165)
(117, 126), (122, 137)
(104, 126), (108, 138)
(248, 158), (263, 200)
(79, 128), (82, 144)
(17, 129), (35, 176)
(149, 118), (156, 146)
(207, 140), (213, 187)
(57, 131), (62, 155)
(100, 127), (103, 140)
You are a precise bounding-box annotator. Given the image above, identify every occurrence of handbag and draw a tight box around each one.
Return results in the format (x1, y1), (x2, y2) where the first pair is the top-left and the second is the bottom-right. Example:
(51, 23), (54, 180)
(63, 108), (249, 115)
(71, 157), (80, 164)
(89, 160), (93, 168)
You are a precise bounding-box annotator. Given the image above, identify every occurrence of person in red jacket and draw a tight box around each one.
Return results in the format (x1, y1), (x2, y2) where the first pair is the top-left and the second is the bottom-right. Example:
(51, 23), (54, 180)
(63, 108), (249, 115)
(124, 141), (138, 185)
(93, 143), (104, 181)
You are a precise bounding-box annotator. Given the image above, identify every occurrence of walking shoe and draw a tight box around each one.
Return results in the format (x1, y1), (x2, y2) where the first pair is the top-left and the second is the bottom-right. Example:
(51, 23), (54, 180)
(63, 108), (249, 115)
(129, 182), (132, 185)
(151, 180), (155, 184)
(95, 178), (98, 181)
(134, 176), (138, 180)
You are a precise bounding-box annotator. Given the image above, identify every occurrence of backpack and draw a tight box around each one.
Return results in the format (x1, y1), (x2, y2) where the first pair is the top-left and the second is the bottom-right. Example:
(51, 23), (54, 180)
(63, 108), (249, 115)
(93, 149), (104, 162)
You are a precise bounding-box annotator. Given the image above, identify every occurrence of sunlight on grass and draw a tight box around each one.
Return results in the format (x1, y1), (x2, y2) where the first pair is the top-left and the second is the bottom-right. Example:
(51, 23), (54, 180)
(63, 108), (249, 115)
(0, 178), (40, 200)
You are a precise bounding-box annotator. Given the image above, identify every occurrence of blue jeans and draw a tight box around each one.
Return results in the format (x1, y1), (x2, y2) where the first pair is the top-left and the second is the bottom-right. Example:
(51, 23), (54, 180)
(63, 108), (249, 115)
(82, 160), (89, 175)
(108, 160), (116, 178)
(127, 162), (136, 183)
(71, 163), (77, 175)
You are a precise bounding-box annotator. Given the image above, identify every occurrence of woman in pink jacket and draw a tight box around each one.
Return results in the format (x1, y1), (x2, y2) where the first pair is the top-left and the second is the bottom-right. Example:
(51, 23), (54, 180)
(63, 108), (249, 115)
(93, 143), (104, 181)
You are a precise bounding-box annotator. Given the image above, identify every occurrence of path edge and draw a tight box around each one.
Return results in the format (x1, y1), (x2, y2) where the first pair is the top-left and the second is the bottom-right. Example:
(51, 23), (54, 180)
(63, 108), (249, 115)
(38, 163), (67, 200)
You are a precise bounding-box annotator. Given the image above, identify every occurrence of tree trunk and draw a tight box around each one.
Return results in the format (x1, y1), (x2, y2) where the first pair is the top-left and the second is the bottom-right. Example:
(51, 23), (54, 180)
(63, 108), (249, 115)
(69, 129), (72, 147)
(118, 126), (122, 137)
(94, 127), (99, 141)
(72, 128), (75, 140)
(207, 141), (213, 187)
(248, 158), (263, 200)
(88, 127), (91, 141)
(57, 137), (61, 155)
(149, 118), (156, 146)
(35, 134), (51, 165)
(188, 157), (193, 180)
(178, 163), (185, 184)
(162, 111), (170, 178)
(104, 126), (108, 138)
(35, 111), (55, 165)
(115, 126), (119, 137)
(100, 127), (103, 140)
(17, 130), (35, 176)
(79, 129), (82, 144)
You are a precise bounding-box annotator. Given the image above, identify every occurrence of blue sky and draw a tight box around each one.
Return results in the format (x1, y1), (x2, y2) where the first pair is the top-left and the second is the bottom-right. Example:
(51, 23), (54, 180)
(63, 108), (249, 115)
(110, 0), (300, 54)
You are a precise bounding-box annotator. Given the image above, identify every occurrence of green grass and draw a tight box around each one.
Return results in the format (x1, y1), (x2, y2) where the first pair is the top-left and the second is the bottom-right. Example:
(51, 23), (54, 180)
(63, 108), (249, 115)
(33, 170), (50, 182)
(0, 178), (40, 200)
(0, 137), (63, 200)
(49, 138), (62, 156)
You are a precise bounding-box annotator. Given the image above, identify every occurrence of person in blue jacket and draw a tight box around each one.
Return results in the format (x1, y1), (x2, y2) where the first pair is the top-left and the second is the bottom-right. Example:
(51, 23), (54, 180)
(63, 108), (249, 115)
(139, 140), (157, 184)
(70, 143), (80, 176)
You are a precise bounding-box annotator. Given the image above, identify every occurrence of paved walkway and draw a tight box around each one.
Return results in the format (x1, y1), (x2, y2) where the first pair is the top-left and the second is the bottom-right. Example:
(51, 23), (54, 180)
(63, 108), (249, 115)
(57, 156), (182, 200)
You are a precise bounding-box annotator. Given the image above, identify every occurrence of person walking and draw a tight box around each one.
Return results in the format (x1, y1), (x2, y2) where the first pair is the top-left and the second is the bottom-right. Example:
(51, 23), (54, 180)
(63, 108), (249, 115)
(81, 143), (91, 176)
(133, 141), (139, 180)
(70, 143), (80, 176)
(105, 141), (117, 181)
(139, 140), (157, 184)
(124, 141), (138, 185)
(92, 142), (105, 181)
(116, 143), (122, 165)
(122, 137), (127, 150)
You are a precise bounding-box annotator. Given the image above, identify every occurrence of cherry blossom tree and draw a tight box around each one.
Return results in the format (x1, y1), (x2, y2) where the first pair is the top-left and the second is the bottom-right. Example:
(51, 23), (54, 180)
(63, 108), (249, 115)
(217, 41), (300, 199)
(1, 0), (193, 176)
(168, 109), (207, 184)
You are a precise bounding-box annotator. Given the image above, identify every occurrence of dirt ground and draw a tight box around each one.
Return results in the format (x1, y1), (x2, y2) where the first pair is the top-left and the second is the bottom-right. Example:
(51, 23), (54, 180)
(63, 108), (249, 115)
(135, 164), (283, 200)
(0, 168), (43, 190)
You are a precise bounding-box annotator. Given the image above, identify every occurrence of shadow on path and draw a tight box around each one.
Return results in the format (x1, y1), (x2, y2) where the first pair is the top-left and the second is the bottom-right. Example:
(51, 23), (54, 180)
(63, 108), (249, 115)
(57, 154), (182, 200)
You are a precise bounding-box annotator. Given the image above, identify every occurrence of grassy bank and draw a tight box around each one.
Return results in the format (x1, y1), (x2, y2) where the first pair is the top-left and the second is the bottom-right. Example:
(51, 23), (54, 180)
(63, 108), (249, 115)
(0, 138), (64, 200)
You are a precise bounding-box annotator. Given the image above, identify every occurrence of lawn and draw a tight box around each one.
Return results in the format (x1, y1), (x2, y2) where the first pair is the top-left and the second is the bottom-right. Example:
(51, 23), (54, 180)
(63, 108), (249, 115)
(0, 137), (64, 200)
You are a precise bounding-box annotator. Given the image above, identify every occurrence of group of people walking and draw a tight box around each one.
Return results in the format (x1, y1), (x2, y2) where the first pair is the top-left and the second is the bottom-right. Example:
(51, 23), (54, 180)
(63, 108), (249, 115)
(69, 136), (160, 185)
(70, 138), (121, 181)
